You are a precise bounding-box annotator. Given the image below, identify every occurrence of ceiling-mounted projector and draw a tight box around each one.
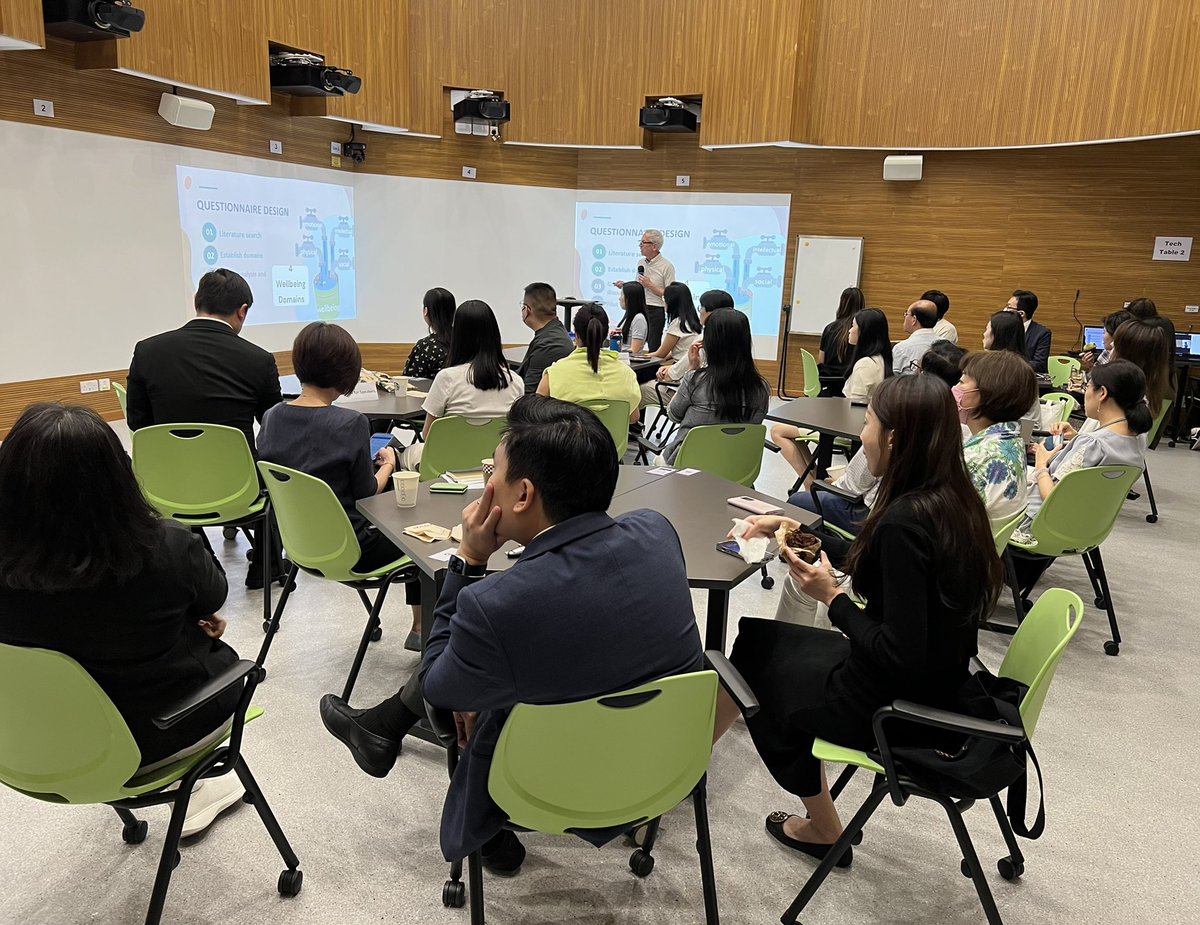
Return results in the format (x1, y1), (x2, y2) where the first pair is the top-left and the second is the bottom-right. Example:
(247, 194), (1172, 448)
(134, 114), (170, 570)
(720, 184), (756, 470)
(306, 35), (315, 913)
(269, 51), (363, 97)
(453, 90), (511, 125)
(43, 0), (146, 41)
(640, 97), (698, 133)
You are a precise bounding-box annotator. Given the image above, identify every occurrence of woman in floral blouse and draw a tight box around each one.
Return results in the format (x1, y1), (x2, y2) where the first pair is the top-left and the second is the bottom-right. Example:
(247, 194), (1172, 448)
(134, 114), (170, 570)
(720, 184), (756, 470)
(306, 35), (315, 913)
(402, 287), (456, 379)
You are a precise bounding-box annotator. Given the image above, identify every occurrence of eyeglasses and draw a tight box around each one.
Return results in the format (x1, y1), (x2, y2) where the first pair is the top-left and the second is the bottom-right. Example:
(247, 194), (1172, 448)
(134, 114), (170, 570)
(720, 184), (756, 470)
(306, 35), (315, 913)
(638, 240), (654, 246)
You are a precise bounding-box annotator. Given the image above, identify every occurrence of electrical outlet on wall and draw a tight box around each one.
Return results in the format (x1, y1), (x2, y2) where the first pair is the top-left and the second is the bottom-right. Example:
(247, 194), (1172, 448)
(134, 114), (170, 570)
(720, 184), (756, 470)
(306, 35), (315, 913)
(98, 378), (111, 391)
(331, 141), (343, 156)
(79, 379), (99, 393)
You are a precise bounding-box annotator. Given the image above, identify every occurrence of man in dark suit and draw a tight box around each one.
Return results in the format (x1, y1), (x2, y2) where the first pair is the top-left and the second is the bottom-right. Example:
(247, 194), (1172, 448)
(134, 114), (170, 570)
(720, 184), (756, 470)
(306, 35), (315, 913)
(318, 396), (703, 873)
(126, 268), (284, 586)
(515, 281), (574, 393)
(1006, 289), (1052, 373)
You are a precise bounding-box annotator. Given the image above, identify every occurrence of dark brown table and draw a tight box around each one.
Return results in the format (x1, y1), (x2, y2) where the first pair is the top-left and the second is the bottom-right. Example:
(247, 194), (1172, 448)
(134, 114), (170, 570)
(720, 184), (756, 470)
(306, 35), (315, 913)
(765, 397), (867, 440)
(279, 375), (431, 423)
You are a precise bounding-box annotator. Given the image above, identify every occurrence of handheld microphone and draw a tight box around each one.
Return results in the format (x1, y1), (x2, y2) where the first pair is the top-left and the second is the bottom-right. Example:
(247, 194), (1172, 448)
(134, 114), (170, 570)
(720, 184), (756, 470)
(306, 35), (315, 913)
(637, 264), (645, 276)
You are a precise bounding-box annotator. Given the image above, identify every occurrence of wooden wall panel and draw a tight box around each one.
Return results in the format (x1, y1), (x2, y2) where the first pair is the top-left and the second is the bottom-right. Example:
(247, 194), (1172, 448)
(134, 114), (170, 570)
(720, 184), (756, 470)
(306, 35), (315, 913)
(0, 0), (44, 47)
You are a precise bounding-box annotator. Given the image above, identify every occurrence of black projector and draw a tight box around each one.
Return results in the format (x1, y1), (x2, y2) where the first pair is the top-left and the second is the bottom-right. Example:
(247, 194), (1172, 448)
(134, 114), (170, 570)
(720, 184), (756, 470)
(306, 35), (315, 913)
(270, 63), (363, 97)
(43, 0), (145, 40)
(453, 97), (511, 124)
(639, 105), (697, 133)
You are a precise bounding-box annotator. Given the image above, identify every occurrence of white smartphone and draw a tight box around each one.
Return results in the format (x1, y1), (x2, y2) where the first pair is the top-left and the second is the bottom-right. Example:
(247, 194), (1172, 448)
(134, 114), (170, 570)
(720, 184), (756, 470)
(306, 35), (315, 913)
(728, 495), (784, 516)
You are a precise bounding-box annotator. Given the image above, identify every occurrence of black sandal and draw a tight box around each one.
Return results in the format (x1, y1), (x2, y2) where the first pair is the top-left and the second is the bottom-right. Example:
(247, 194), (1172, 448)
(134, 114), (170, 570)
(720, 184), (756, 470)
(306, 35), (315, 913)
(765, 812), (853, 868)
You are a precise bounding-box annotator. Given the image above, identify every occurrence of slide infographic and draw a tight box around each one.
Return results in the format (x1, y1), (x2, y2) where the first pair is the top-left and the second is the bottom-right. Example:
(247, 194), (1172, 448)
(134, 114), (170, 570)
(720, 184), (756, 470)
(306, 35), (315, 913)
(574, 199), (790, 357)
(177, 166), (356, 325)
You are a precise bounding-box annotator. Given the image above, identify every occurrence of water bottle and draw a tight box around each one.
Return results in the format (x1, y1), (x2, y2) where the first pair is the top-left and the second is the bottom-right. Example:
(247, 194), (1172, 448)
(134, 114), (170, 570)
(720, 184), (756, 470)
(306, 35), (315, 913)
(609, 333), (621, 352)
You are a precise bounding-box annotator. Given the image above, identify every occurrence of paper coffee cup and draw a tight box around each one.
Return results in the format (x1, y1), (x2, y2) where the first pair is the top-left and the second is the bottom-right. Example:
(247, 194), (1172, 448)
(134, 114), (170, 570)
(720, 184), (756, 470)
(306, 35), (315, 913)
(481, 458), (495, 478)
(393, 470), (420, 508)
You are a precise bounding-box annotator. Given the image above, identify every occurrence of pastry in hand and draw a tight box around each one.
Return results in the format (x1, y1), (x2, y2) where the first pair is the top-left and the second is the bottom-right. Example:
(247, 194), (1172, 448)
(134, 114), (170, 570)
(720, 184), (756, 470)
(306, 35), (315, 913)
(776, 526), (822, 563)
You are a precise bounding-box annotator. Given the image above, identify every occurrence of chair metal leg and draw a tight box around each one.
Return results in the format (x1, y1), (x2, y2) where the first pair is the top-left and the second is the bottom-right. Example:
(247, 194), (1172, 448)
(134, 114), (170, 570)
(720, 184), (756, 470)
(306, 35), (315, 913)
(467, 850), (486, 925)
(781, 783), (887, 924)
(1142, 465), (1159, 523)
(692, 779), (720, 925)
(142, 777), (193, 925)
(1089, 547), (1121, 655)
(259, 510), (273, 646)
(1003, 549), (1024, 621)
(234, 758), (301, 871)
(114, 806), (139, 826)
(938, 795), (1005, 925)
(988, 795), (1025, 874)
(342, 583), (392, 700)
(256, 563), (299, 668)
(641, 816), (663, 854)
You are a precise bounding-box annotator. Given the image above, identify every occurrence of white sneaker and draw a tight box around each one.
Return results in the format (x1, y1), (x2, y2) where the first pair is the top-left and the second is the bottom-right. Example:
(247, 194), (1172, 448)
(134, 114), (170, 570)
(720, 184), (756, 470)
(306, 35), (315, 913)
(181, 772), (245, 837)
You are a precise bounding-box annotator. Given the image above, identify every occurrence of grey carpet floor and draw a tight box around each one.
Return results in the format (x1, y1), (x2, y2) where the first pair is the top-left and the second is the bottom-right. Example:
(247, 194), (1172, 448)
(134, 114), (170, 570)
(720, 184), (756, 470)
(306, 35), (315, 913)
(2, 413), (1197, 924)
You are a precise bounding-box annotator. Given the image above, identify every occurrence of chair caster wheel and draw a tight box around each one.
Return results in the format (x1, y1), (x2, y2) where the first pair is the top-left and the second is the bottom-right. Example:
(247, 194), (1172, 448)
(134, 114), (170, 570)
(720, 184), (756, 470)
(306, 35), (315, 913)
(242, 792), (256, 805)
(997, 857), (1024, 880)
(1094, 596), (1106, 608)
(629, 848), (655, 877)
(245, 549), (254, 561)
(443, 880), (466, 907)
(1020, 598), (1033, 614)
(121, 821), (148, 844)
(960, 859), (972, 878)
(173, 851), (181, 870)
(256, 666), (267, 683)
(851, 829), (863, 846)
(262, 620), (272, 633)
(278, 868), (303, 897)
(1146, 514), (1158, 523)
(1104, 640), (1120, 656)
(761, 576), (775, 590)
(224, 527), (238, 540)
(370, 625), (383, 642)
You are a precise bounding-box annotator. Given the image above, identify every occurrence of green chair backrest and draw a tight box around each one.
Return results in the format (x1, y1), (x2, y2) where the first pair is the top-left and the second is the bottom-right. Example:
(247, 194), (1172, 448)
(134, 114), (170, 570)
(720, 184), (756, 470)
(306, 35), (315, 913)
(0, 643), (142, 804)
(1046, 356), (1080, 388)
(132, 424), (263, 525)
(257, 461), (363, 581)
(1147, 398), (1172, 449)
(489, 671), (717, 834)
(800, 349), (821, 398)
(1024, 465), (1142, 557)
(113, 381), (128, 420)
(1039, 391), (1077, 425)
(991, 509), (1026, 555)
(578, 398), (631, 458)
(674, 424), (767, 487)
(996, 588), (1083, 737)
(419, 416), (508, 483)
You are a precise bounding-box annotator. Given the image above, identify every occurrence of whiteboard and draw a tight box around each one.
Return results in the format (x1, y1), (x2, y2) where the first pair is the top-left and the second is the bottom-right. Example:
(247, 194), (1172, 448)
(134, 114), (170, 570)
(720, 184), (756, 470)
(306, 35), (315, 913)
(789, 235), (863, 335)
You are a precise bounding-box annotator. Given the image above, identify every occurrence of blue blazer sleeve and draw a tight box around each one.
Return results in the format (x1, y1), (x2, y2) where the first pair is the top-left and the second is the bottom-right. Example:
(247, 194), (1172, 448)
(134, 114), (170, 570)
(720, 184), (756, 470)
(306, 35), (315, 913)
(1028, 325), (1052, 374)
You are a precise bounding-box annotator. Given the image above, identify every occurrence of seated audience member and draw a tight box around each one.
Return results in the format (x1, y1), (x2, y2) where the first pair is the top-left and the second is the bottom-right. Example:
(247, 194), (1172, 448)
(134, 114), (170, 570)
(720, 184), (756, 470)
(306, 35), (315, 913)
(0, 404), (246, 834)
(537, 304), (640, 422)
(394, 300), (524, 471)
(344, 396), (702, 872)
(924, 289), (958, 344)
(982, 309), (1028, 356)
(660, 308), (770, 465)
(515, 282), (574, 393)
(1012, 360), (1150, 589)
(1080, 309), (1130, 374)
(639, 282), (703, 404)
(816, 287), (865, 391)
(920, 339), (965, 388)
(716, 375), (1002, 861)
(1126, 297), (1176, 344)
(664, 288), (735, 383)
(258, 322), (422, 650)
(891, 299), (943, 374)
(1005, 289), (1051, 373)
(403, 287), (456, 379)
(618, 281), (651, 354)
(126, 268), (284, 588)
(957, 350), (1036, 530)
(772, 307), (893, 487)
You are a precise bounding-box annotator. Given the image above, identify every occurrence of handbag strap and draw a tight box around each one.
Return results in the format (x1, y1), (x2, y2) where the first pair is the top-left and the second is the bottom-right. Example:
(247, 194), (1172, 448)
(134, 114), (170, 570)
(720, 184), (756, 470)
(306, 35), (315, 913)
(1006, 740), (1045, 839)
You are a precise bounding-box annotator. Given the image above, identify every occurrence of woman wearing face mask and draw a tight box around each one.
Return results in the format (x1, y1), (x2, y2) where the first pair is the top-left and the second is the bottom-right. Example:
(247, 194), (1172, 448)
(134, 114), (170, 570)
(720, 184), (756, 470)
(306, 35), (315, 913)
(715, 375), (1002, 865)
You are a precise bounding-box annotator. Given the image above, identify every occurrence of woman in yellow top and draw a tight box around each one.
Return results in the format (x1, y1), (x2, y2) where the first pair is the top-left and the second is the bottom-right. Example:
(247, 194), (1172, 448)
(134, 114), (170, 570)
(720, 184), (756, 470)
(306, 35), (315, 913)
(537, 304), (641, 423)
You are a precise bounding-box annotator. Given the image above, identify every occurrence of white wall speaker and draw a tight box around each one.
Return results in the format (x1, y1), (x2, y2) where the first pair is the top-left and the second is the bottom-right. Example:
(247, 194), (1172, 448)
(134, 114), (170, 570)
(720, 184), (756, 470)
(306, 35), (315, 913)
(883, 154), (923, 181)
(158, 92), (215, 131)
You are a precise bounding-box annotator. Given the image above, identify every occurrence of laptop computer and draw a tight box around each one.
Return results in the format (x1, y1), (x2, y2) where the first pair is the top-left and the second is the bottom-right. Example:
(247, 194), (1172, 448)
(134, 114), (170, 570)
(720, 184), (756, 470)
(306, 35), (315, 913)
(1175, 332), (1200, 358)
(1083, 325), (1106, 349)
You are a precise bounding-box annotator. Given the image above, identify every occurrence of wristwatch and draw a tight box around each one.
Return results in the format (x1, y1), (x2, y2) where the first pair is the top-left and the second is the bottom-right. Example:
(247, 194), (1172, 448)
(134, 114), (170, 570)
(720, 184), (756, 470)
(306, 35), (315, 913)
(448, 553), (488, 579)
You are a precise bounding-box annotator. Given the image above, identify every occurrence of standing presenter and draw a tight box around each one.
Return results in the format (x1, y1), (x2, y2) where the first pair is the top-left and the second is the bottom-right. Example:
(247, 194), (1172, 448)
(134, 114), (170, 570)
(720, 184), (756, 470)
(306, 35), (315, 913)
(614, 229), (676, 351)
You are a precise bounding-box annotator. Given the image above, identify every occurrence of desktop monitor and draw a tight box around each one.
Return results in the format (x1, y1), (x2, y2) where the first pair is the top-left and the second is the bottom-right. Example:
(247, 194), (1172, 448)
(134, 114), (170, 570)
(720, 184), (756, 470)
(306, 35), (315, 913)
(1083, 325), (1106, 349)
(1176, 333), (1200, 357)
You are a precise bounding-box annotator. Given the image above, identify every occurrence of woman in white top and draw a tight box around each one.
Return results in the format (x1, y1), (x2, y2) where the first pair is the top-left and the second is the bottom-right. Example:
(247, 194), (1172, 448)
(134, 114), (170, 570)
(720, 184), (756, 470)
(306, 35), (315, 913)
(397, 300), (524, 470)
(638, 282), (702, 408)
(619, 282), (650, 354)
(772, 307), (894, 488)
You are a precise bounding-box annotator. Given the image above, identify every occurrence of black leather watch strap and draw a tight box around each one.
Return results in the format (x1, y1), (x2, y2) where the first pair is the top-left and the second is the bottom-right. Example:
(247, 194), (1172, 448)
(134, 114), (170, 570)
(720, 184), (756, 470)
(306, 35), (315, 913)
(448, 554), (488, 579)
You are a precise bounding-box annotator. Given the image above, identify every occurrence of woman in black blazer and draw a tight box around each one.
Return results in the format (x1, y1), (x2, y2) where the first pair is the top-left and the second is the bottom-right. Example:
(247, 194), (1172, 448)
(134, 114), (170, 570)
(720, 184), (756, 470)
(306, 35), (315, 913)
(0, 404), (240, 777)
(716, 375), (1004, 866)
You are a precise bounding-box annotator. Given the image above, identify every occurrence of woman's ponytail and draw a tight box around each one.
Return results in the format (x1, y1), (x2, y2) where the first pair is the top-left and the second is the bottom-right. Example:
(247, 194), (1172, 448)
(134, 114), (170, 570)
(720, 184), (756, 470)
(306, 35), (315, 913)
(572, 303), (611, 374)
(1091, 358), (1153, 435)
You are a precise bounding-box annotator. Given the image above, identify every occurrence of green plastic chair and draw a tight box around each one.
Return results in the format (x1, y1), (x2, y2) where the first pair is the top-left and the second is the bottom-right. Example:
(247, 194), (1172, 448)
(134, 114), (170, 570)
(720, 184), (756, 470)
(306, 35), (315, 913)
(132, 423), (278, 629)
(579, 398), (632, 458)
(256, 462), (418, 698)
(1039, 391), (1077, 425)
(674, 423), (767, 488)
(1046, 355), (1081, 388)
(786, 588), (1084, 925)
(436, 670), (727, 924)
(0, 644), (300, 925)
(418, 416), (508, 483)
(979, 509), (1030, 635)
(1008, 464), (1141, 655)
(1137, 398), (1172, 523)
(113, 381), (129, 420)
(800, 348), (822, 399)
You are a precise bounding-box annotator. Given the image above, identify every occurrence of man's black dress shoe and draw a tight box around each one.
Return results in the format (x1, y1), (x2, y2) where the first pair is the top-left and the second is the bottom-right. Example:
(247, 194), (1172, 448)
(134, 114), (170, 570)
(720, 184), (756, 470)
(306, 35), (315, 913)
(319, 694), (401, 778)
(765, 812), (852, 868)
(481, 830), (526, 875)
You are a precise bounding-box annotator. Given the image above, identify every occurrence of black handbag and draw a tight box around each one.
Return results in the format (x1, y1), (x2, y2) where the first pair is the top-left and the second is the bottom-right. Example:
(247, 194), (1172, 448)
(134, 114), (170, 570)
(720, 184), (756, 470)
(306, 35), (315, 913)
(891, 671), (1045, 839)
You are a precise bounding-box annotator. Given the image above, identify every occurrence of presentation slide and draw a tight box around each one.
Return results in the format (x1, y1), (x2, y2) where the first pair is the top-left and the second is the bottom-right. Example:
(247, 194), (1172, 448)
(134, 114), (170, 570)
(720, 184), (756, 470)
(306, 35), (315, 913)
(177, 166), (356, 325)
(574, 197), (790, 358)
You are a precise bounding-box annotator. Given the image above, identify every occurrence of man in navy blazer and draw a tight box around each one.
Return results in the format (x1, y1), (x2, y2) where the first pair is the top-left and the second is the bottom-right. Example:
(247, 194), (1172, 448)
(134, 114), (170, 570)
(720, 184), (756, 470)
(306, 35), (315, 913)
(1006, 289), (1052, 373)
(417, 395), (704, 870)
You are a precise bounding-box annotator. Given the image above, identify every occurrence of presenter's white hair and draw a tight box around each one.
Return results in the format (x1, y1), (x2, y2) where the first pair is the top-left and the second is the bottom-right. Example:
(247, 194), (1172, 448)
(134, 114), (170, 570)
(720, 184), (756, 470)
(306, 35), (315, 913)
(643, 229), (664, 248)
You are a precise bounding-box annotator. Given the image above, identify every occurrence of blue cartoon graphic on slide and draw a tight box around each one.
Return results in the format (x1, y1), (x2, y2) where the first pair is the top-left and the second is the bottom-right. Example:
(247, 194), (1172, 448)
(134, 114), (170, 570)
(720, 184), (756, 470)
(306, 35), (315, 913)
(178, 166), (356, 325)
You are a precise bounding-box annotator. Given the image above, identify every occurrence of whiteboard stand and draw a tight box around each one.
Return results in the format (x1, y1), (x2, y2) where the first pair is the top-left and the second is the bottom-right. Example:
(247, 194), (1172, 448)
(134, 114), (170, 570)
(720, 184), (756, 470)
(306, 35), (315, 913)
(784, 234), (864, 399)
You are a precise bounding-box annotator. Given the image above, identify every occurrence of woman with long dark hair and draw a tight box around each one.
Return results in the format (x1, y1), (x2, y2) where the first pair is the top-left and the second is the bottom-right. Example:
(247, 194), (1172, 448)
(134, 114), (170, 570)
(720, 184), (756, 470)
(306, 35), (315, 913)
(395, 299), (523, 471)
(640, 282), (703, 398)
(716, 375), (1003, 864)
(772, 307), (893, 486)
(537, 303), (641, 422)
(660, 308), (769, 464)
(619, 282), (650, 354)
(817, 286), (865, 387)
(982, 309), (1028, 356)
(402, 287), (456, 379)
(0, 403), (248, 833)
